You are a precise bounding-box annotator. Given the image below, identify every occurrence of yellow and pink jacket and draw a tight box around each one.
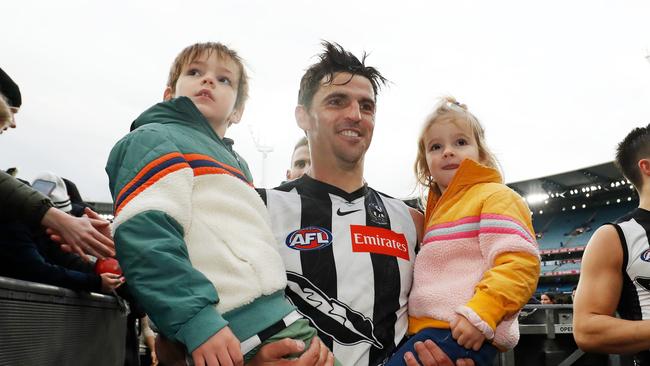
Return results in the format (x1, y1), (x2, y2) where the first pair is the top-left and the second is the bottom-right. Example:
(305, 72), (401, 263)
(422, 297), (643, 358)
(408, 159), (540, 350)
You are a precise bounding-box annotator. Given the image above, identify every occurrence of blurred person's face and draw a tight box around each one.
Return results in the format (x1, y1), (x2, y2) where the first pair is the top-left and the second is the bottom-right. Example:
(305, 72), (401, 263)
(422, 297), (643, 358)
(0, 95), (17, 134)
(541, 294), (553, 304)
(286, 144), (311, 180)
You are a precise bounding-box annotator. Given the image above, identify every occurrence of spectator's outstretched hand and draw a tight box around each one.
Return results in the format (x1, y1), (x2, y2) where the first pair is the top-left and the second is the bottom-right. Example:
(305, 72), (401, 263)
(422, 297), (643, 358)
(248, 337), (334, 366)
(100, 273), (124, 293)
(192, 326), (243, 366)
(404, 340), (475, 366)
(43, 207), (115, 261)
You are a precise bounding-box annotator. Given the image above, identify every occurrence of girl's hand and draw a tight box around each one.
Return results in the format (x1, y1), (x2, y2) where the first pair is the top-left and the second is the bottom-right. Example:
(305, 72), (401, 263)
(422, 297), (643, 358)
(450, 315), (485, 351)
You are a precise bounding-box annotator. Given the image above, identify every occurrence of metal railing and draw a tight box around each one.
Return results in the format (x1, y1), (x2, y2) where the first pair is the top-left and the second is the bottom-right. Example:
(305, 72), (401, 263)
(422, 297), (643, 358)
(0, 276), (127, 366)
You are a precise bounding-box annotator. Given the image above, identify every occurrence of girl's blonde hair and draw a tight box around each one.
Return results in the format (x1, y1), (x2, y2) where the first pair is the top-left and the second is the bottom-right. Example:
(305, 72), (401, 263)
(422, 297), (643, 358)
(414, 96), (500, 198)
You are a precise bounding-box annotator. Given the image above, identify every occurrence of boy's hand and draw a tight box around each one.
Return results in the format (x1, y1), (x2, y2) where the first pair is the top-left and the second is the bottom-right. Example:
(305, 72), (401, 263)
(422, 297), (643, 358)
(450, 315), (485, 351)
(192, 326), (243, 366)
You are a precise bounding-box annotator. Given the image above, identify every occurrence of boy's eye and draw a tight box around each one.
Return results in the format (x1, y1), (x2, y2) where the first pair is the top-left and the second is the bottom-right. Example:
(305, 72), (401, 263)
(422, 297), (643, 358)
(430, 143), (441, 151)
(187, 68), (201, 76)
(218, 77), (231, 85)
(456, 138), (468, 146)
(294, 160), (306, 168)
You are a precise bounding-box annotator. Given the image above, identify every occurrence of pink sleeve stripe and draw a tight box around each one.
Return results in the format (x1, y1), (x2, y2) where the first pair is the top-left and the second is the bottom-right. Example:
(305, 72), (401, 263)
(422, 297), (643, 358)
(422, 230), (479, 245)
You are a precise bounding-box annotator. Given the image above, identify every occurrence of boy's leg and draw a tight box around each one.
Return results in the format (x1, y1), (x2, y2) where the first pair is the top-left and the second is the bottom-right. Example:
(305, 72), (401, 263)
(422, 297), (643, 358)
(245, 319), (341, 365)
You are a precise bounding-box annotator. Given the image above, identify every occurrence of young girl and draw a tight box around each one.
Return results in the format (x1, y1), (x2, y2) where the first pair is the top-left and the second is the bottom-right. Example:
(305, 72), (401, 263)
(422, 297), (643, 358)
(386, 97), (540, 365)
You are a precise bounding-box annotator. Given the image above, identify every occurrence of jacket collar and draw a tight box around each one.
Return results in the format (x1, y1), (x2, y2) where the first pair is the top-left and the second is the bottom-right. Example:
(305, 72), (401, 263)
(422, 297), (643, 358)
(131, 97), (229, 147)
(426, 159), (502, 215)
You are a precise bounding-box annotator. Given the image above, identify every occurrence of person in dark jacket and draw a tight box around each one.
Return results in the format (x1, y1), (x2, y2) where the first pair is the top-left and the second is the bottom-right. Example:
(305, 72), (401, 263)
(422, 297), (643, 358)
(0, 66), (114, 259)
(0, 172), (123, 292)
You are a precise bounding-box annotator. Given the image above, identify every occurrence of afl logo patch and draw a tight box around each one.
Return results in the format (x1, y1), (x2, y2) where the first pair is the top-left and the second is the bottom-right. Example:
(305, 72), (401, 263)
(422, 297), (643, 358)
(286, 227), (333, 251)
(641, 249), (650, 262)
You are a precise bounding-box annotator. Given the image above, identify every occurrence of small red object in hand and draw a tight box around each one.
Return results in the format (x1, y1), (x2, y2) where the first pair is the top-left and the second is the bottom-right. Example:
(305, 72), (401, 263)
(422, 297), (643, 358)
(95, 257), (123, 275)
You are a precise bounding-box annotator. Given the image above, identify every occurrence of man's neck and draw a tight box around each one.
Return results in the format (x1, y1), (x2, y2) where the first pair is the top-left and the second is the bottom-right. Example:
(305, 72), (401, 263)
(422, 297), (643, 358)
(639, 188), (650, 211)
(309, 159), (365, 193)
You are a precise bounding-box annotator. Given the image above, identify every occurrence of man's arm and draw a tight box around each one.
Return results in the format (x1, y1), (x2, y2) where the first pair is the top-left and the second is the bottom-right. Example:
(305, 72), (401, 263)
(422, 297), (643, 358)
(408, 207), (424, 245)
(573, 224), (650, 353)
(0, 170), (52, 226)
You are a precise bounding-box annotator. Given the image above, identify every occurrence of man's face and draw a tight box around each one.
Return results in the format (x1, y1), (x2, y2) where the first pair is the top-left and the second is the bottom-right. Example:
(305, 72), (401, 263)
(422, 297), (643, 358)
(286, 144), (311, 180)
(298, 72), (376, 169)
(164, 51), (241, 137)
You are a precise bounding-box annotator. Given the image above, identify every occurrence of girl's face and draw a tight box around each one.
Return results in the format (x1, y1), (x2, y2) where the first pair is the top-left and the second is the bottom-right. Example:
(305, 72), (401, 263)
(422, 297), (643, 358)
(424, 119), (480, 193)
(541, 294), (553, 304)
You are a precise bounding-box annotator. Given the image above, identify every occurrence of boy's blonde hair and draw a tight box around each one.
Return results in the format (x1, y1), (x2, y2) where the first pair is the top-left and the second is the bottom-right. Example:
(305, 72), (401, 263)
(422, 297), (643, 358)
(167, 42), (249, 112)
(414, 96), (500, 197)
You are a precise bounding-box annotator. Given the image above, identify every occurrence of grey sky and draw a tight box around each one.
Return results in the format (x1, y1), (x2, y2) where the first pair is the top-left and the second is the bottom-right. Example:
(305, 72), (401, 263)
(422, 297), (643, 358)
(2, 1), (650, 202)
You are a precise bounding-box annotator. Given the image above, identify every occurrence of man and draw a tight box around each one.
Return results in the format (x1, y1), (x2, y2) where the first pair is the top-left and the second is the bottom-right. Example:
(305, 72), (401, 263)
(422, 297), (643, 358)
(574, 124), (650, 365)
(258, 42), (471, 366)
(286, 137), (311, 181)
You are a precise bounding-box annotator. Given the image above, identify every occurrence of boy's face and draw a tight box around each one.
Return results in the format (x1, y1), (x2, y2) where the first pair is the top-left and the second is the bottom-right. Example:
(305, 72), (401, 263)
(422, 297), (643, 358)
(164, 51), (241, 137)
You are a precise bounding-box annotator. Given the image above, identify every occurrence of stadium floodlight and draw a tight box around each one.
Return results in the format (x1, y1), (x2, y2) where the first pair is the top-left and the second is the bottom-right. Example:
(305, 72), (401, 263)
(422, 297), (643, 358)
(586, 193), (590, 197)
(628, 197), (633, 201)
(582, 204), (586, 208)
(572, 205), (576, 210)
(526, 193), (549, 205)
(617, 199), (621, 203)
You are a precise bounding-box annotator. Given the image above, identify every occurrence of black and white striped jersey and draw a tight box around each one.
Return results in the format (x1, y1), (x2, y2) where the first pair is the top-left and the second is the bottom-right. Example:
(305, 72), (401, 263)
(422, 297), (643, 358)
(612, 208), (650, 364)
(259, 175), (416, 366)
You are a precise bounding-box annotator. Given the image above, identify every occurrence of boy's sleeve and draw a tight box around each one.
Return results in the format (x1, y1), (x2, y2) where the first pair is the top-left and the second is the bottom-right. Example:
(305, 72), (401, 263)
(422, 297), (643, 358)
(106, 127), (226, 353)
(456, 189), (540, 337)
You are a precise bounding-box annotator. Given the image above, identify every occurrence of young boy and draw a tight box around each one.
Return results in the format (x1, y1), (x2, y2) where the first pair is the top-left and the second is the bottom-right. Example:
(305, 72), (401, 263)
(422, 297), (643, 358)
(106, 42), (328, 365)
(574, 124), (650, 364)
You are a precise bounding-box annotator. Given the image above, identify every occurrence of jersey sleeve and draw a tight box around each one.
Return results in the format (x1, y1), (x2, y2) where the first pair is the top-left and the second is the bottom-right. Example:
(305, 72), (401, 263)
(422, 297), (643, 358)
(106, 127), (226, 352)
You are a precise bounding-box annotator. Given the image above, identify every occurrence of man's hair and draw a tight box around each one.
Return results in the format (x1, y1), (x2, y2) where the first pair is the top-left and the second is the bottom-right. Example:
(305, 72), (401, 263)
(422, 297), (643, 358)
(293, 136), (308, 153)
(167, 42), (249, 111)
(297, 41), (387, 109)
(615, 124), (650, 190)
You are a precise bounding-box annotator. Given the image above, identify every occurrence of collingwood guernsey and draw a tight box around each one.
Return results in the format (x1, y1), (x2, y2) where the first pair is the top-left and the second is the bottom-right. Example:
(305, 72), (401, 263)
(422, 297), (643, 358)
(611, 208), (650, 364)
(260, 175), (416, 366)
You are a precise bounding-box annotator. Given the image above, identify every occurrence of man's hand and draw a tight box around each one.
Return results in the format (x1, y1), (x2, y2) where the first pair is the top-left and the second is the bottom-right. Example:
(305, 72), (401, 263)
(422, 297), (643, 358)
(450, 315), (485, 351)
(100, 273), (124, 293)
(248, 337), (334, 366)
(43, 207), (115, 260)
(404, 340), (475, 366)
(192, 326), (243, 366)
